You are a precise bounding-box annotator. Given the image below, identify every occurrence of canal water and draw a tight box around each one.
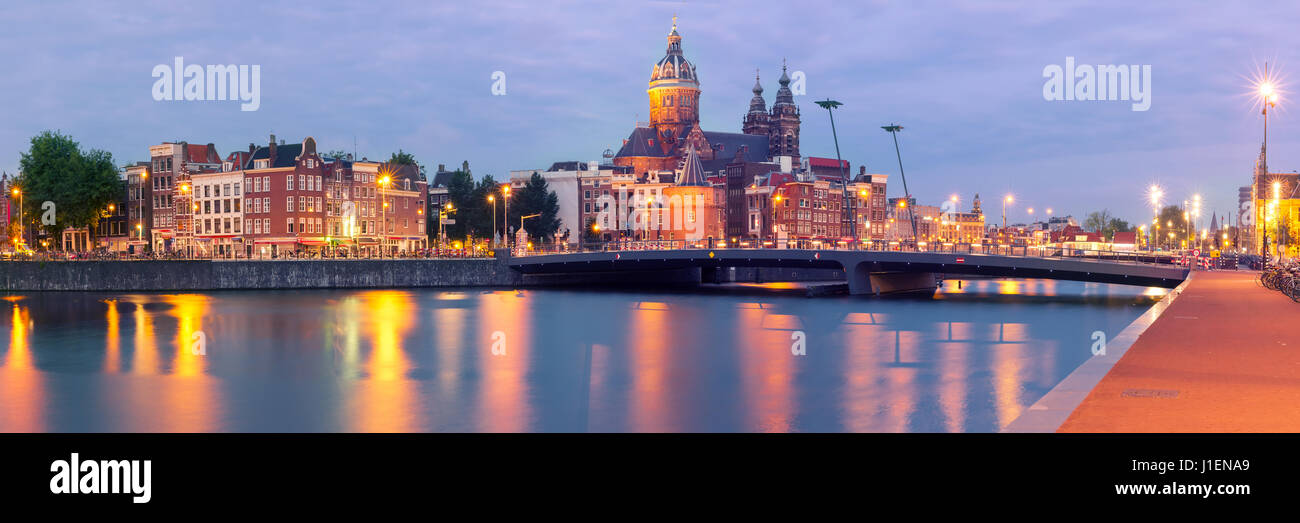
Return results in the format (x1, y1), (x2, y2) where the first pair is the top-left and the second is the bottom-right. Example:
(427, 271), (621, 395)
(0, 279), (1164, 432)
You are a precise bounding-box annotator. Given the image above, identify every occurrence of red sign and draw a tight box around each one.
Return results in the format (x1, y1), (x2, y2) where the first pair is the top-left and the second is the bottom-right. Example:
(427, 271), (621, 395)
(955, 257), (965, 263)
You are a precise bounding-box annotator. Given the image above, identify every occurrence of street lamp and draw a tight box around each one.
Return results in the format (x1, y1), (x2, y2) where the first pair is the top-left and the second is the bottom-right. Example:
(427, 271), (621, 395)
(502, 184), (511, 250)
(882, 124), (918, 248)
(815, 99), (852, 242)
(488, 194), (496, 247)
(1258, 63), (1280, 259)
(10, 187), (21, 248)
(379, 175), (393, 257)
(1002, 195), (1013, 244)
(1147, 184), (1162, 251)
(772, 192), (783, 245)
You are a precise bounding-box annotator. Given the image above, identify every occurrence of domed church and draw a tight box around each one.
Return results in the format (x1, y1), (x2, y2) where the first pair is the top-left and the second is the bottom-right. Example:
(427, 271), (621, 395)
(613, 18), (799, 179)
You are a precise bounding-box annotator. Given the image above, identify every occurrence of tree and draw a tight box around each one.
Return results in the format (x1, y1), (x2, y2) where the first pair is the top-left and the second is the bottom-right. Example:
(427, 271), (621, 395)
(389, 149), (415, 165)
(582, 216), (601, 243)
(1156, 205), (1189, 249)
(513, 172), (562, 242)
(442, 169), (476, 241)
(16, 131), (121, 248)
(1084, 210), (1113, 233)
(323, 149), (351, 160)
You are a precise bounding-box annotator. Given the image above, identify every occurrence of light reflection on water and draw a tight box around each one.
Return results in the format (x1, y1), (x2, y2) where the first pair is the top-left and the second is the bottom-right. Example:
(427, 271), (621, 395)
(0, 279), (1161, 432)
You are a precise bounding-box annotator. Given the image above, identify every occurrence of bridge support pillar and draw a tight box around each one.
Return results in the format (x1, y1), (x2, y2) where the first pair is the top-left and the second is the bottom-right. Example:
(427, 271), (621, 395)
(846, 262), (937, 295)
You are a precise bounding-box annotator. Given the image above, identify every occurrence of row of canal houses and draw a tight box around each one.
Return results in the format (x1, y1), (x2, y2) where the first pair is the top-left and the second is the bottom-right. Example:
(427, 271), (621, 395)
(66, 135), (428, 257)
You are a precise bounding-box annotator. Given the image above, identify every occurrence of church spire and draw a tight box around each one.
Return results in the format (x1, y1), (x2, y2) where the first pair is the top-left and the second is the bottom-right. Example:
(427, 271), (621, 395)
(774, 59), (795, 106)
(748, 69), (766, 114)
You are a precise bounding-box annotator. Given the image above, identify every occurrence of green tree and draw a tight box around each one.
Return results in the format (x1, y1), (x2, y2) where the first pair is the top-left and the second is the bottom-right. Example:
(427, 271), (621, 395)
(513, 172), (562, 242)
(323, 149), (351, 160)
(16, 131), (121, 248)
(388, 149), (427, 179)
(1105, 218), (1133, 238)
(389, 149), (416, 165)
(1156, 204), (1189, 249)
(443, 169), (476, 240)
(1084, 210), (1113, 233)
(582, 216), (600, 243)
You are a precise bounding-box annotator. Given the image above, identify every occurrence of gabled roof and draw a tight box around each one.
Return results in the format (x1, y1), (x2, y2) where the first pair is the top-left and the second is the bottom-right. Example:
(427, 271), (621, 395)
(244, 143), (304, 169)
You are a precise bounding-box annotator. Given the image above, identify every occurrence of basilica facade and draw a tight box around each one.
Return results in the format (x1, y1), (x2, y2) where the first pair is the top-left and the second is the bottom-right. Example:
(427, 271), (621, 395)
(612, 19), (799, 178)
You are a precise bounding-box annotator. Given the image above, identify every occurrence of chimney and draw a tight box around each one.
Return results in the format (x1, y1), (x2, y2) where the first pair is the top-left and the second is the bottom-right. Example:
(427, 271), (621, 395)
(859, 166), (866, 175)
(269, 134), (277, 165)
(249, 143), (256, 154)
(438, 164), (445, 173)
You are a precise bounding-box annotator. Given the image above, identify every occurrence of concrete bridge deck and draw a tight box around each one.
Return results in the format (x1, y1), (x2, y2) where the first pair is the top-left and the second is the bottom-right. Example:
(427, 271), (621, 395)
(507, 248), (1189, 294)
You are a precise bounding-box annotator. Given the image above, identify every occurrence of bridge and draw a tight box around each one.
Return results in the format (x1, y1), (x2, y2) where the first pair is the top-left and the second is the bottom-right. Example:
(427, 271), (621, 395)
(506, 245), (1190, 295)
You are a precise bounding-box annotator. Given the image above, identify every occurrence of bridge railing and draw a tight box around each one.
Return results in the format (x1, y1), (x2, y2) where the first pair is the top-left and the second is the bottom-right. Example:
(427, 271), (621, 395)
(514, 239), (1180, 266)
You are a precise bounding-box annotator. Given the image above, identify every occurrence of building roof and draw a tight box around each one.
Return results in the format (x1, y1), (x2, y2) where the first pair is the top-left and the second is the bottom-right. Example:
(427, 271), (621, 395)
(808, 157), (849, 169)
(677, 146), (708, 186)
(245, 143), (304, 169)
(1113, 231), (1138, 245)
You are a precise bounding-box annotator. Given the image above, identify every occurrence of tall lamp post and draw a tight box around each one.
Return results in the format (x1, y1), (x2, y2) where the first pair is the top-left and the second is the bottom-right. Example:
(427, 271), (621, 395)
(502, 184), (511, 251)
(488, 194), (496, 247)
(1148, 184), (1162, 252)
(379, 175), (391, 258)
(815, 99), (852, 243)
(139, 169), (148, 250)
(882, 124), (918, 248)
(1001, 195), (1013, 244)
(772, 192), (783, 245)
(1259, 64), (1279, 260)
(11, 187), (21, 249)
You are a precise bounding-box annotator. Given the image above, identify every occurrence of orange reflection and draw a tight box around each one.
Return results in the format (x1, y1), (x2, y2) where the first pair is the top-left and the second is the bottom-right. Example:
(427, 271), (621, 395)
(352, 290), (422, 432)
(131, 299), (158, 375)
(738, 307), (793, 432)
(103, 299), (120, 373)
(0, 302), (43, 431)
(627, 302), (672, 432)
(991, 340), (1027, 428)
(166, 294), (210, 377)
(476, 291), (532, 432)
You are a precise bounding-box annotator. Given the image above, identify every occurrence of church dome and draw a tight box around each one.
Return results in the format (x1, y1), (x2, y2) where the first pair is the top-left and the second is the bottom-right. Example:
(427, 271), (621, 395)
(650, 18), (697, 84)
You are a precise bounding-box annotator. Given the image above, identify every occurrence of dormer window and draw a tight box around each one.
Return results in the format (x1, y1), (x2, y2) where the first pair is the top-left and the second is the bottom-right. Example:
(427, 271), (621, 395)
(255, 159), (269, 169)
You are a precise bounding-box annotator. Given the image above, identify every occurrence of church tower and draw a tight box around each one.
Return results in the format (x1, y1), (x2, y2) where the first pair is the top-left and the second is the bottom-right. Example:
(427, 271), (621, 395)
(742, 71), (770, 137)
(647, 16), (701, 151)
(768, 62), (801, 158)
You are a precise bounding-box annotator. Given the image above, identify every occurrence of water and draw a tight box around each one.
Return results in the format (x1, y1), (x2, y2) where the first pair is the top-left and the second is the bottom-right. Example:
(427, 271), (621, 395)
(0, 279), (1164, 432)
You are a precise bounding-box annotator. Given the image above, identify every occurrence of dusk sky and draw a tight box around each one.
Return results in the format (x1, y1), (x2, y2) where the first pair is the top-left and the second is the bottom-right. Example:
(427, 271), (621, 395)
(1, 0), (1297, 224)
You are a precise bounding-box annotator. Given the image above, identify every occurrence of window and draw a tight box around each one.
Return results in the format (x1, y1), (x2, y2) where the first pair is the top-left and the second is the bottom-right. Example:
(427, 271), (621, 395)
(287, 175), (294, 191)
(255, 159), (269, 169)
(234, 199), (241, 212)
(287, 196), (294, 211)
(234, 183), (241, 196)
(287, 218), (294, 233)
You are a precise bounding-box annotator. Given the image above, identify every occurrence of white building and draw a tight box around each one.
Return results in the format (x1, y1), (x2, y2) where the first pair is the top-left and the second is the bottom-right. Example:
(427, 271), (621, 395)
(510, 161), (602, 245)
(191, 170), (245, 257)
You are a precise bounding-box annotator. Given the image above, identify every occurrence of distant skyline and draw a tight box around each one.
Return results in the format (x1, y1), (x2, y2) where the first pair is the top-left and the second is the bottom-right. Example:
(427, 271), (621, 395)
(1, 0), (1298, 225)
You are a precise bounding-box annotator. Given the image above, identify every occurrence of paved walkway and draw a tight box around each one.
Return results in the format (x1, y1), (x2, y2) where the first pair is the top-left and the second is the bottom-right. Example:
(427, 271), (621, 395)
(1059, 270), (1300, 432)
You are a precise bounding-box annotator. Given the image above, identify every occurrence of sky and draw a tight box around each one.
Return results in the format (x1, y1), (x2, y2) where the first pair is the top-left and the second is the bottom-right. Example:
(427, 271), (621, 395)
(1, 0), (1298, 226)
